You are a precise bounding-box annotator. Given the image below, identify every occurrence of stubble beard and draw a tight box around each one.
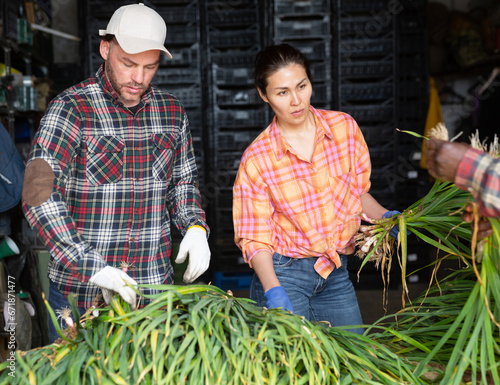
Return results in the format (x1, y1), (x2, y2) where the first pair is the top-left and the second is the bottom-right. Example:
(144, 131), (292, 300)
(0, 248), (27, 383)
(105, 62), (146, 106)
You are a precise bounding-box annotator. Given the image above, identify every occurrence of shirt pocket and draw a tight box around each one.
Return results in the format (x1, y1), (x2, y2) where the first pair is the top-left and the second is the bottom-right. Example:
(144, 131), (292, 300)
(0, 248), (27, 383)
(151, 133), (175, 182)
(85, 136), (124, 185)
(328, 159), (354, 203)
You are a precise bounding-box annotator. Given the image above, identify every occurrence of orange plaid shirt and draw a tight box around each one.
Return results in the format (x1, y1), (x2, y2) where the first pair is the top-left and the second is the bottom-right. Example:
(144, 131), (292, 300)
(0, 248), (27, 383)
(233, 106), (371, 279)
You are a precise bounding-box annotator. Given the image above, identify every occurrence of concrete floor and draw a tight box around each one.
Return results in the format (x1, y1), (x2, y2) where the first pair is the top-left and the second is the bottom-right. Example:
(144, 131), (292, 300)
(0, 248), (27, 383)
(356, 282), (430, 326)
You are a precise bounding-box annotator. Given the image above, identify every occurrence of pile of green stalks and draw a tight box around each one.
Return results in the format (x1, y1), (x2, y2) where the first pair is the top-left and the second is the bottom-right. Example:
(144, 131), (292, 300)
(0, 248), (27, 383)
(362, 211), (500, 385)
(1, 284), (433, 385)
(355, 131), (500, 384)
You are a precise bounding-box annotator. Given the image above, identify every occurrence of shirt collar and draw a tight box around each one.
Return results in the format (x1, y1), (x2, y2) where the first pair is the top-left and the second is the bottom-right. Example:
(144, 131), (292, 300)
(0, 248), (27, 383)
(270, 106), (333, 160)
(96, 64), (152, 109)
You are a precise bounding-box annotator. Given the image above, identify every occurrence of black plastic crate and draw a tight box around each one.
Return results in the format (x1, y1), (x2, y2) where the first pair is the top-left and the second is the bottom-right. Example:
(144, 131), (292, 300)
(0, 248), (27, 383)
(156, 3), (199, 24)
(398, 53), (428, 79)
(397, 98), (428, 122)
(310, 62), (332, 82)
(87, 0), (137, 18)
(160, 44), (199, 67)
(207, 7), (258, 26)
(211, 213), (236, 248)
(214, 108), (269, 129)
(339, 0), (388, 12)
(154, 68), (200, 85)
(185, 107), (203, 133)
(398, 12), (426, 33)
(165, 24), (199, 45)
(208, 26), (259, 49)
(398, 78), (428, 98)
(213, 271), (253, 291)
(341, 59), (393, 79)
(213, 64), (253, 86)
(369, 142), (395, 164)
(281, 39), (331, 62)
(311, 83), (332, 106)
(340, 16), (392, 35)
(213, 184), (234, 205)
(209, 47), (260, 67)
(275, 0), (330, 16)
(370, 161), (395, 180)
(214, 152), (244, 171)
(215, 130), (261, 152)
(211, 246), (251, 272)
(163, 84), (202, 108)
(397, 33), (427, 54)
(340, 37), (393, 58)
(341, 81), (394, 102)
(206, 169), (237, 188)
(360, 123), (396, 145)
(275, 16), (330, 39)
(341, 102), (394, 123)
(215, 88), (261, 107)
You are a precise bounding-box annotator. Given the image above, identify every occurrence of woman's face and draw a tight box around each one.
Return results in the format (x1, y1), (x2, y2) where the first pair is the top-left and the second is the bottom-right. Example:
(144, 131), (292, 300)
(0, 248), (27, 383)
(258, 63), (312, 129)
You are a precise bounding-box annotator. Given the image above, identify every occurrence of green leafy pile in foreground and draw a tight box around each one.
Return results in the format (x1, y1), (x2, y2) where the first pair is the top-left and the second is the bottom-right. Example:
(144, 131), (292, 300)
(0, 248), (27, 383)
(1, 284), (425, 385)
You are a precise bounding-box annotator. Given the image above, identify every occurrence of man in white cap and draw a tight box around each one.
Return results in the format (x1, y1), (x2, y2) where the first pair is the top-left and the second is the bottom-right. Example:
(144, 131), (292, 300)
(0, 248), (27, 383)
(22, 3), (210, 343)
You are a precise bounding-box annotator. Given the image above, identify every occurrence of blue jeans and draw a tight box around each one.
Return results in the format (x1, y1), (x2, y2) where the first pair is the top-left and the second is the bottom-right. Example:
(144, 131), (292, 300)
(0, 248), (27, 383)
(48, 280), (86, 344)
(250, 254), (364, 334)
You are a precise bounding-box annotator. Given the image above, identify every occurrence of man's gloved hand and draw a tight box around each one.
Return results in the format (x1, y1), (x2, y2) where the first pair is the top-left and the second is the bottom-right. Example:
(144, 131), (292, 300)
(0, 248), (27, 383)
(175, 226), (211, 283)
(382, 210), (407, 239)
(89, 266), (137, 309)
(264, 286), (294, 312)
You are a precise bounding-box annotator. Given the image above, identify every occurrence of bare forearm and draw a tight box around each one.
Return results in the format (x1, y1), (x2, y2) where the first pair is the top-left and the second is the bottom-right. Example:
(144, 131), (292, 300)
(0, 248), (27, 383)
(251, 250), (280, 292)
(360, 192), (388, 220)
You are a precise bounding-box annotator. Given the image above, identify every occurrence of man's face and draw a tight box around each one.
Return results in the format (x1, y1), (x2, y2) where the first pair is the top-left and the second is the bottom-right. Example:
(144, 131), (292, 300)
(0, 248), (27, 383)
(100, 39), (160, 107)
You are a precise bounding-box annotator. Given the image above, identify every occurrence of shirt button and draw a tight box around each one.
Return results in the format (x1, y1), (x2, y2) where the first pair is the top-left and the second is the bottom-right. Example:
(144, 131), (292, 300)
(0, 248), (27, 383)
(131, 237), (136, 242)
(322, 212), (327, 217)
(315, 188), (321, 193)
(135, 147), (139, 151)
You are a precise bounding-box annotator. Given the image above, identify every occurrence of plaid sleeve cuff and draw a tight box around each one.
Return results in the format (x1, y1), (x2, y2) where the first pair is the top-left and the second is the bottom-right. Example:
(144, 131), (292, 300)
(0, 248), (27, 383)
(455, 148), (485, 192)
(241, 240), (274, 268)
(76, 250), (108, 282)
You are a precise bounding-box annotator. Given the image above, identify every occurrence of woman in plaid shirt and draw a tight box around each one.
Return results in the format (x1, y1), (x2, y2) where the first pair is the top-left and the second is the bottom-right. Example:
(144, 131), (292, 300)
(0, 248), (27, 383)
(233, 44), (401, 333)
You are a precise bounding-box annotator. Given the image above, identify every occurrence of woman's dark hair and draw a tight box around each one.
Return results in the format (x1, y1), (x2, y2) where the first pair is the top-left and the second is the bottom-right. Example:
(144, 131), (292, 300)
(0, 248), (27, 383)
(254, 43), (311, 95)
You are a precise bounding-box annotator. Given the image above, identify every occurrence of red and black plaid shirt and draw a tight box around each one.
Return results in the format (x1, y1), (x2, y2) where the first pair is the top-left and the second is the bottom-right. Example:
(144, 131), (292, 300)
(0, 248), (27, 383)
(23, 65), (208, 309)
(456, 148), (500, 217)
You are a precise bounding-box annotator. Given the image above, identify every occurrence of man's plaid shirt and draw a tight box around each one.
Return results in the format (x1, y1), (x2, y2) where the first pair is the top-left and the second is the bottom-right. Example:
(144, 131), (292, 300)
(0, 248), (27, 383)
(23, 65), (208, 309)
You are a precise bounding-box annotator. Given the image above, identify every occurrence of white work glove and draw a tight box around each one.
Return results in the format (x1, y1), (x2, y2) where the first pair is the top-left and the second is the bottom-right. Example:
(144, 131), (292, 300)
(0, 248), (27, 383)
(175, 226), (211, 283)
(89, 266), (137, 309)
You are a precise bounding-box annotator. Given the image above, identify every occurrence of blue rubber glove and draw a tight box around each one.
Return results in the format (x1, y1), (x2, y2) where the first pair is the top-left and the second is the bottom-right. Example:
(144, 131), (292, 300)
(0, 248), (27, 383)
(264, 286), (294, 313)
(383, 210), (406, 239)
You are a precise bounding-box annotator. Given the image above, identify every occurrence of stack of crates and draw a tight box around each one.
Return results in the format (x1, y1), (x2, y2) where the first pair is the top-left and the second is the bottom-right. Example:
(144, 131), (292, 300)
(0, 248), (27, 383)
(152, 0), (205, 197)
(335, 0), (397, 210)
(204, 0), (267, 276)
(334, 0), (398, 288)
(395, 0), (431, 284)
(271, 0), (333, 109)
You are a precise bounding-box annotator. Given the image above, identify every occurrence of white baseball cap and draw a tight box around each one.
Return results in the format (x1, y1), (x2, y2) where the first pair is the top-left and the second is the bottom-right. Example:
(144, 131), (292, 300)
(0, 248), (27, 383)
(99, 3), (172, 59)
